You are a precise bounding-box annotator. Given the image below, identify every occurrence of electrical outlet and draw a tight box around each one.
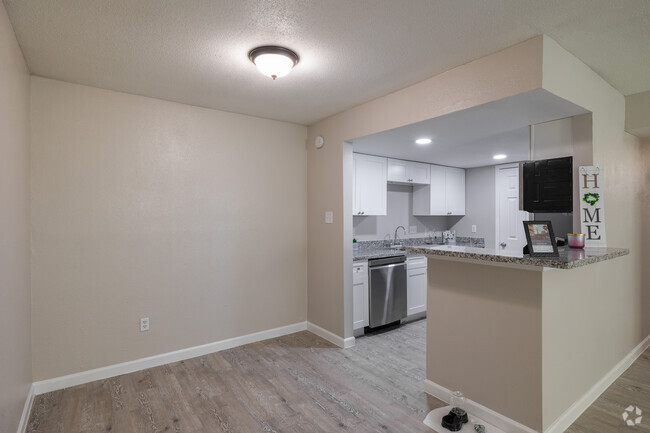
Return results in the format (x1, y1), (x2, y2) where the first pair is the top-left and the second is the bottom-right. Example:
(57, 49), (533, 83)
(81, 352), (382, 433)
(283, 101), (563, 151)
(472, 225), (477, 233)
(140, 317), (150, 332)
(409, 226), (417, 234)
(325, 211), (333, 224)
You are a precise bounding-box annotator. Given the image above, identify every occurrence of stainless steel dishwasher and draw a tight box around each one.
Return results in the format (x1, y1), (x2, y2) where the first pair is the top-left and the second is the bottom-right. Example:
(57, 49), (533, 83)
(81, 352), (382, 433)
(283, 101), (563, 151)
(367, 255), (407, 328)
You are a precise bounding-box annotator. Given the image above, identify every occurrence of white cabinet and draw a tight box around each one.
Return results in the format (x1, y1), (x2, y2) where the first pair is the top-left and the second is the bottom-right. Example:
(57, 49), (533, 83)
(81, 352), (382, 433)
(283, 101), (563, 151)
(413, 164), (465, 216)
(387, 158), (408, 183)
(445, 167), (466, 215)
(387, 159), (430, 184)
(409, 162), (431, 184)
(425, 164), (447, 214)
(353, 261), (369, 330)
(406, 256), (427, 316)
(353, 154), (387, 215)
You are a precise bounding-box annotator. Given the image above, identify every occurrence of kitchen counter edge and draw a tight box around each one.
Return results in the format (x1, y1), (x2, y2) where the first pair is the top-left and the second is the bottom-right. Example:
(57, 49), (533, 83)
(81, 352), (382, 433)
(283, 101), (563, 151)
(403, 245), (629, 270)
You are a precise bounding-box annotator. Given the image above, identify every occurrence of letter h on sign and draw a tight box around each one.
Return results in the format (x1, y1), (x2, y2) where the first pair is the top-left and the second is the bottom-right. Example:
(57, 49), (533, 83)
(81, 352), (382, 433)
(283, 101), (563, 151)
(583, 172), (599, 189)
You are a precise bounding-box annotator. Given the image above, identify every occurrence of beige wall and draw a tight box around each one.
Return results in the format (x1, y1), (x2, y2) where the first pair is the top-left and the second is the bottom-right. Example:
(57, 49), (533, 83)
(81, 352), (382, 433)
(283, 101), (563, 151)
(30, 77), (308, 380)
(0, 3), (32, 432)
(531, 117), (573, 160)
(542, 255), (643, 429)
(426, 260), (543, 430)
(541, 36), (647, 428)
(625, 90), (650, 138)
(570, 113), (594, 231)
(639, 140), (650, 335)
(307, 36), (544, 338)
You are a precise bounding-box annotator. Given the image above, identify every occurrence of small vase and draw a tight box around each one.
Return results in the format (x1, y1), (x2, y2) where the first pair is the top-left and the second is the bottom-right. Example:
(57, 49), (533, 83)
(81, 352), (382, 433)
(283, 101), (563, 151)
(568, 233), (585, 249)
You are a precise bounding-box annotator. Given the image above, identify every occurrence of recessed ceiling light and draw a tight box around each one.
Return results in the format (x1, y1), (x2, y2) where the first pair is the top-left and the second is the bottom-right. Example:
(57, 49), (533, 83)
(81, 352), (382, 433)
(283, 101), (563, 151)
(415, 138), (432, 145)
(493, 154), (507, 160)
(248, 46), (299, 80)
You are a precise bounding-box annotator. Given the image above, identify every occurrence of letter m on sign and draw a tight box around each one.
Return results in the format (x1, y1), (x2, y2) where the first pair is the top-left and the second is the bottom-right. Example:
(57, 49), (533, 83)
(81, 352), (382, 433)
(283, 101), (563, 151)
(583, 208), (601, 223)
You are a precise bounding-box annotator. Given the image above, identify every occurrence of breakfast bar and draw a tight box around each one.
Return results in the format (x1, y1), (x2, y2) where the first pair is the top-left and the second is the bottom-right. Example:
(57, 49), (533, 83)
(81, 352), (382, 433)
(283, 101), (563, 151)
(405, 244), (630, 431)
(407, 244), (629, 270)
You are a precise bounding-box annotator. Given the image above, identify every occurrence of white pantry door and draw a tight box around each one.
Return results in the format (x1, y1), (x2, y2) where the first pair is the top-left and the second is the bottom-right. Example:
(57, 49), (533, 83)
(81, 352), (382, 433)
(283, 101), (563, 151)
(496, 164), (529, 253)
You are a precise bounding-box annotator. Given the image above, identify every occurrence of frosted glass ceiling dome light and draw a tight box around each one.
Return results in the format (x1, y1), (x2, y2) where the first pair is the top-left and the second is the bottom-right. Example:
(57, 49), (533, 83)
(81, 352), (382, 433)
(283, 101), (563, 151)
(415, 138), (432, 145)
(493, 154), (507, 160)
(248, 46), (299, 80)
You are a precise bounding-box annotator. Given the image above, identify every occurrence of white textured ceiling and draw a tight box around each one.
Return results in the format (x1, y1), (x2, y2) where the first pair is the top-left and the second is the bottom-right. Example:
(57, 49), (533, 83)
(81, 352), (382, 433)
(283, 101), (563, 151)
(352, 89), (588, 168)
(3, 0), (649, 125)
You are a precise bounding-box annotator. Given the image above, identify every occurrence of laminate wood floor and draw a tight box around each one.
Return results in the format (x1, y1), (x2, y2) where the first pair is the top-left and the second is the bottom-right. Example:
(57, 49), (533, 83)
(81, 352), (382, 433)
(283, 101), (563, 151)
(27, 319), (446, 433)
(27, 319), (650, 433)
(566, 348), (650, 433)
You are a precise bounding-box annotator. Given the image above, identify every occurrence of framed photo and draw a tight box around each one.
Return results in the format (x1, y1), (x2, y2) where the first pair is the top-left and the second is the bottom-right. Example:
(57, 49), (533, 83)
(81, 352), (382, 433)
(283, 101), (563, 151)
(523, 220), (559, 257)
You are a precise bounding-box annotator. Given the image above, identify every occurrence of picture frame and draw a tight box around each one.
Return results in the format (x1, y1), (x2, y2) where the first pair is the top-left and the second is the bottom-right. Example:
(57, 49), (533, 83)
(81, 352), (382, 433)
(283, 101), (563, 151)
(523, 220), (559, 257)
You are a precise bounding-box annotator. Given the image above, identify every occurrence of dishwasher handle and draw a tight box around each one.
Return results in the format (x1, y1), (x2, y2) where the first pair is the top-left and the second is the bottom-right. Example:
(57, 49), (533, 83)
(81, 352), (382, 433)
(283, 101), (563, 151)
(369, 262), (406, 271)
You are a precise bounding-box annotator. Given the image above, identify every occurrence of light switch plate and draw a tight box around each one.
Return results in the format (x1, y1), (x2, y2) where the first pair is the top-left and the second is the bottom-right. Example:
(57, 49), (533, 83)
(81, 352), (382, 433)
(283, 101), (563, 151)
(409, 226), (417, 234)
(325, 211), (333, 224)
(472, 225), (477, 233)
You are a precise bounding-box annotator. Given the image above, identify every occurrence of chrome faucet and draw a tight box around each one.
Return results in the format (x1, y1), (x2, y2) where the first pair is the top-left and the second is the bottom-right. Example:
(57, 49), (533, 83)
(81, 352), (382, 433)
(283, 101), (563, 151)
(394, 226), (407, 246)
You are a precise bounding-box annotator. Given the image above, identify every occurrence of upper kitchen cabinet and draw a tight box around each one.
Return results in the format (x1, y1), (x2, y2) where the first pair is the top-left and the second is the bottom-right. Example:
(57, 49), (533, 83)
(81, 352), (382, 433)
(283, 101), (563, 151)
(413, 165), (466, 216)
(387, 159), (430, 185)
(523, 156), (573, 213)
(353, 153), (387, 215)
(445, 167), (466, 215)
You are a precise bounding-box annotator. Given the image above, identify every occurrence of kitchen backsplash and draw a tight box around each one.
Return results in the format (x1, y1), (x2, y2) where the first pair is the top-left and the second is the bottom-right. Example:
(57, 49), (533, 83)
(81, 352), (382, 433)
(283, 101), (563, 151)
(456, 236), (485, 248)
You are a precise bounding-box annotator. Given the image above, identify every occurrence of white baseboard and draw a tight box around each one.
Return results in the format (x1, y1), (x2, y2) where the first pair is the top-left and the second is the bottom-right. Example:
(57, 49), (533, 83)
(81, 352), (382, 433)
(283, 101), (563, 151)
(424, 333), (650, 433)
(32, 321), (308, 395)
(543, 333), (650, 433)
(16, 384), (35, 433)
(307, 322), (355, 348)
(423, 379), (538, 433)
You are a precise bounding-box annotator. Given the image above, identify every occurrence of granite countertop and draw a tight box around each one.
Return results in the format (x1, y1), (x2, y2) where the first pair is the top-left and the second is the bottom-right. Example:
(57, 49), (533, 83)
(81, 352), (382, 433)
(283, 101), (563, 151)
(353, 236), (486, 261)
(404, 245), (629, 270)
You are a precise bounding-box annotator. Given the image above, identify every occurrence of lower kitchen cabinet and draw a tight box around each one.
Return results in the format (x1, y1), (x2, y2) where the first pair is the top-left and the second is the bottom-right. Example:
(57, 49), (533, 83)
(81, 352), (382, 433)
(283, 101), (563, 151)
(353, 261), (369, 330)
(406, 256), (427, 316)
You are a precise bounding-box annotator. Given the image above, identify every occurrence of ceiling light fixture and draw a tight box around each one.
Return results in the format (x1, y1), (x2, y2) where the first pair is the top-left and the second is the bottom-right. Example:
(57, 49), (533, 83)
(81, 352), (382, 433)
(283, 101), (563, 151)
(415, 138), (432, 145)
(493, 154), (507, 160)
(248, 46), (299, 80)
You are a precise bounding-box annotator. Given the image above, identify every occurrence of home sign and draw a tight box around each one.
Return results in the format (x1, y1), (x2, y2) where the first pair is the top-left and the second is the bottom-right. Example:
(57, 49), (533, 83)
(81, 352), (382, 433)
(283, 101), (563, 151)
(579, 166), (607, 247)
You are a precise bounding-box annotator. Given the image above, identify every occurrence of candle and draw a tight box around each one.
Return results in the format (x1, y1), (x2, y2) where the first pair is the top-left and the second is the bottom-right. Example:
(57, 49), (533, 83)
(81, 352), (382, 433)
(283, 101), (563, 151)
(568, 233), (586, 249)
